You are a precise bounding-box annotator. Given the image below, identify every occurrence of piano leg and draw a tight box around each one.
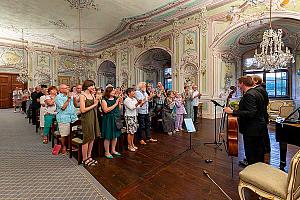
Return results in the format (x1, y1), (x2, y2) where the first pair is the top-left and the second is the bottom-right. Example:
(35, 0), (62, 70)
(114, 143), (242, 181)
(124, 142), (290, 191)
(279, 142), (287, 170)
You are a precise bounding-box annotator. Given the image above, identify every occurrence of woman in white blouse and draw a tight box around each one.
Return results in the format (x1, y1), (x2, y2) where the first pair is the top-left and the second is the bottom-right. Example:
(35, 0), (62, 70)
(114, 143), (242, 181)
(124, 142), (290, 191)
(123, 88), (143, 152)
(39, 88), (48, 134)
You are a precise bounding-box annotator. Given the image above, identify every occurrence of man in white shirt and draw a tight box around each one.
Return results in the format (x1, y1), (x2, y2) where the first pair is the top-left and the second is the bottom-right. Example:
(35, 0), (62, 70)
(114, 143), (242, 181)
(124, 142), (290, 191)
(192, 85), (201, 123)
(135, 82), (157, 145)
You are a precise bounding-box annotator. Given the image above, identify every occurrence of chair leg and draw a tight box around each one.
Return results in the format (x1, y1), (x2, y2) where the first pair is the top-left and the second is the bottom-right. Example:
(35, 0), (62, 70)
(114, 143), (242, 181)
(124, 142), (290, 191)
(69, 135), (72, 158)
(238, 183), (246, 200)
(99, 138), (104, 157)
(78, 145), (82, 165)
(48, 129), (51, 142)
(51, 134), (54, 148)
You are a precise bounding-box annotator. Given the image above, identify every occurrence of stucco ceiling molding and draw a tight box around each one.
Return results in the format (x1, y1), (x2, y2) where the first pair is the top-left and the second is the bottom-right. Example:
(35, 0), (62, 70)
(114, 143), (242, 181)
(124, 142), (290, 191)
(226, 0), (293, 27)
(220, 45), (240, 63)
(88, 0), (189, 47)
(140, 31), (162, 50)
(238, 24), (289, 46)
(87, 1), (215, 51)
(210, 11), (300, 50)
(99, 50), (115, 62)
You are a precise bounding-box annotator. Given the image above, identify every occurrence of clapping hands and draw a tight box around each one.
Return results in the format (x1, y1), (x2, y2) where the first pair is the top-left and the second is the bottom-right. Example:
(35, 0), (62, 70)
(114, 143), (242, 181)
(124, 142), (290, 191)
(116, 96), (123, 105)
(94, 98), (99, 105)
(138, 99), (145, 106)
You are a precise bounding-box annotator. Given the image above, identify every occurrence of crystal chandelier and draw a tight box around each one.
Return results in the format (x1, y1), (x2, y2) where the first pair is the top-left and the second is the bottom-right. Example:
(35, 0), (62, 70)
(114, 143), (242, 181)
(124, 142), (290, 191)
(16, 64), (29, 83)
(254, 0), (295, 71)
(65, 0), (98, 10)
(17, 29), (29, 83)
(72, 9), (86, 77)
(72, 57), (85, 76)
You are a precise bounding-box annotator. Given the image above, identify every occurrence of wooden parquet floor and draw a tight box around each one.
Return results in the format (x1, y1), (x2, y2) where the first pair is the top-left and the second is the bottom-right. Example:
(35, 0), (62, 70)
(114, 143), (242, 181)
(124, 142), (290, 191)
(87, 119), (299, 200)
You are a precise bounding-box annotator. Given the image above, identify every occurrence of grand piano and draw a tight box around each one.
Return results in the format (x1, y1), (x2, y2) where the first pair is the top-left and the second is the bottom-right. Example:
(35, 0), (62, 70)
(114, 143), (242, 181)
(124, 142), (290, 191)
(275, 106), (300, 170)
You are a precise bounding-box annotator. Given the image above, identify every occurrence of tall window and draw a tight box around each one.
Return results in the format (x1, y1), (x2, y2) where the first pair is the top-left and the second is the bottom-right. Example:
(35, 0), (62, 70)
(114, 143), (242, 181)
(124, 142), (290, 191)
(164, 68), (172, 90)
(243, 69), (289, 98)
(265, 71), (288, 97)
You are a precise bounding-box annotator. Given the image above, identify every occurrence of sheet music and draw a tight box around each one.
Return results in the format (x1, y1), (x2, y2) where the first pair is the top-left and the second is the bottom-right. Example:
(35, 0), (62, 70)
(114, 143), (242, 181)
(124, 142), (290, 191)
(184, 118), (196, 133)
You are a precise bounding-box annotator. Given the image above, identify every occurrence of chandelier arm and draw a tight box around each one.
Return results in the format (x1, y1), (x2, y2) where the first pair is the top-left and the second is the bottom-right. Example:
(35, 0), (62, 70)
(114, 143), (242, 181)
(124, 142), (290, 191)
(79, 9), (82, 55)
(269, 0), (272, 29)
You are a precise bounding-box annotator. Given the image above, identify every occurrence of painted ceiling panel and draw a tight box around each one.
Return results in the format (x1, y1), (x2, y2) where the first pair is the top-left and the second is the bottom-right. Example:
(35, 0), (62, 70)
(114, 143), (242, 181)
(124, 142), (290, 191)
(0, 0), (176, 47)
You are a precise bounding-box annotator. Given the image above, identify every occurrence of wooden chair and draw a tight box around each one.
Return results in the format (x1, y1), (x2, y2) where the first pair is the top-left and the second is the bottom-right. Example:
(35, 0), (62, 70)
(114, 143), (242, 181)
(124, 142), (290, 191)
(93, 137), (105, 157)
(116, 128), (127, 152)
(69, 120), (83, 165)
(238, 149), (300, 200)
(35, 109), (40, 133)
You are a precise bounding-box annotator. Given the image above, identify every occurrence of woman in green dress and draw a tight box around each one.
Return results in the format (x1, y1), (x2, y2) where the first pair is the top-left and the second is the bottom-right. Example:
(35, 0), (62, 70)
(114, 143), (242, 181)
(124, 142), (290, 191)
(80, 80), (100, 166)
(101, 86), (122, 159)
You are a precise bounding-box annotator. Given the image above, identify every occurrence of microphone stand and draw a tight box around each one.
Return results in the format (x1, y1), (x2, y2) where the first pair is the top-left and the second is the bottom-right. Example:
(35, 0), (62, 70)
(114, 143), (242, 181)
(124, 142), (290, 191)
(204, 100), (223, 150)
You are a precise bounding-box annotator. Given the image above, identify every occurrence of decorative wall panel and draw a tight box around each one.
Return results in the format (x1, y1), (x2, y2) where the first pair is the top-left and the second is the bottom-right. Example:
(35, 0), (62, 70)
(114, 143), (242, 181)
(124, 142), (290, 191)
(0, 46), (26, 73)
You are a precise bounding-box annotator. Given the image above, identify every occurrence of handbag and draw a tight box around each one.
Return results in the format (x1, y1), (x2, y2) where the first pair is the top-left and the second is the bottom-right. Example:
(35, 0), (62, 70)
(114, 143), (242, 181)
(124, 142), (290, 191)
(115, 117), (123, 130)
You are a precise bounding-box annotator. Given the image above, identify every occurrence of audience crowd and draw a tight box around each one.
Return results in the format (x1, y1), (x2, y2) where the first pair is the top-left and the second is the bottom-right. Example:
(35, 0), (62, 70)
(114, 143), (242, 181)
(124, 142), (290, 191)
(14, 80), (202, 166)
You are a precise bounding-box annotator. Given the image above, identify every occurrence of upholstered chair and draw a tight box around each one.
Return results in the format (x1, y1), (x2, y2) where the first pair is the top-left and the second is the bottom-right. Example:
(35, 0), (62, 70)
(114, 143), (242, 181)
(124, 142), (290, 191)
(269, 101), (284, 122)
(238, 150), (300, 200)
(279, 106), (295, 118)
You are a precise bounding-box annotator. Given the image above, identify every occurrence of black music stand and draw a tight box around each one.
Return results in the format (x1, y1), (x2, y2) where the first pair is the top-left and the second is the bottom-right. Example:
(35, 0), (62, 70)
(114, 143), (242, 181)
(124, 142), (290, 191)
(204, 100), (223, 150)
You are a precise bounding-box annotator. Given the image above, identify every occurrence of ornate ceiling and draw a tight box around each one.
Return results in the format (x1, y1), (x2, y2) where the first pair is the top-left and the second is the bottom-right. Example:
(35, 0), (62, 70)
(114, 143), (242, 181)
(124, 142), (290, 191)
(0, 0), (180, 50)
(217, 17), (300, 60)
(0, 0), (211, 51)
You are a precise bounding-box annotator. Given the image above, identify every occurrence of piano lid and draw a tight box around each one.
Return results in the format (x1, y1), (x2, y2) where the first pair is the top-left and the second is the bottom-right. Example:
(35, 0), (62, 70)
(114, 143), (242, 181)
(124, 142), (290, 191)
(283, 106), (300, 123)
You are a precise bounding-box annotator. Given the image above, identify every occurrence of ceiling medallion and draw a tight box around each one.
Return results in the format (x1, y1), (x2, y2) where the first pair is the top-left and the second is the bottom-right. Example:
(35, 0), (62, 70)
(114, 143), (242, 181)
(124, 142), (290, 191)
(254, 0), (294, 71)
(49, 19), (69, 28)
(65, 0), (98, 10)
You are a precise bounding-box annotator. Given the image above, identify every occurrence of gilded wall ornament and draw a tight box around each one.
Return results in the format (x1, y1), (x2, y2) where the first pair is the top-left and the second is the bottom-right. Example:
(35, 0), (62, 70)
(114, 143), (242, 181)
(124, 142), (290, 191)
(200, 60), (207, 75)
(140, 31), (162, 49)
(220, 45), (240, 63)
(183, 31), (197, 52)
(121, 50), (128, 66)
(37, 53), (50, 67)
(0, 48), (24, 66)
(195, 7), (209, 35)
(181, 49), (198, 67)
(100, 50), (114, 60)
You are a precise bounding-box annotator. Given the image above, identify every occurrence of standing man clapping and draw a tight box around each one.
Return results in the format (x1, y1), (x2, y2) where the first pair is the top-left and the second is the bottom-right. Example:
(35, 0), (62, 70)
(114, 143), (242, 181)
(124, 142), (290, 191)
(135, 82), (157, 145)
(55, 84), (78, 154)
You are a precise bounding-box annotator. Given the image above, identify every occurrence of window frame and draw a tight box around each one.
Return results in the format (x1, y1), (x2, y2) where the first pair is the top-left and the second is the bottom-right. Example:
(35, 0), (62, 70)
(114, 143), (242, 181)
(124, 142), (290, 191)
(164, 67), (172, 90)
(243, 69), (291, 99)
